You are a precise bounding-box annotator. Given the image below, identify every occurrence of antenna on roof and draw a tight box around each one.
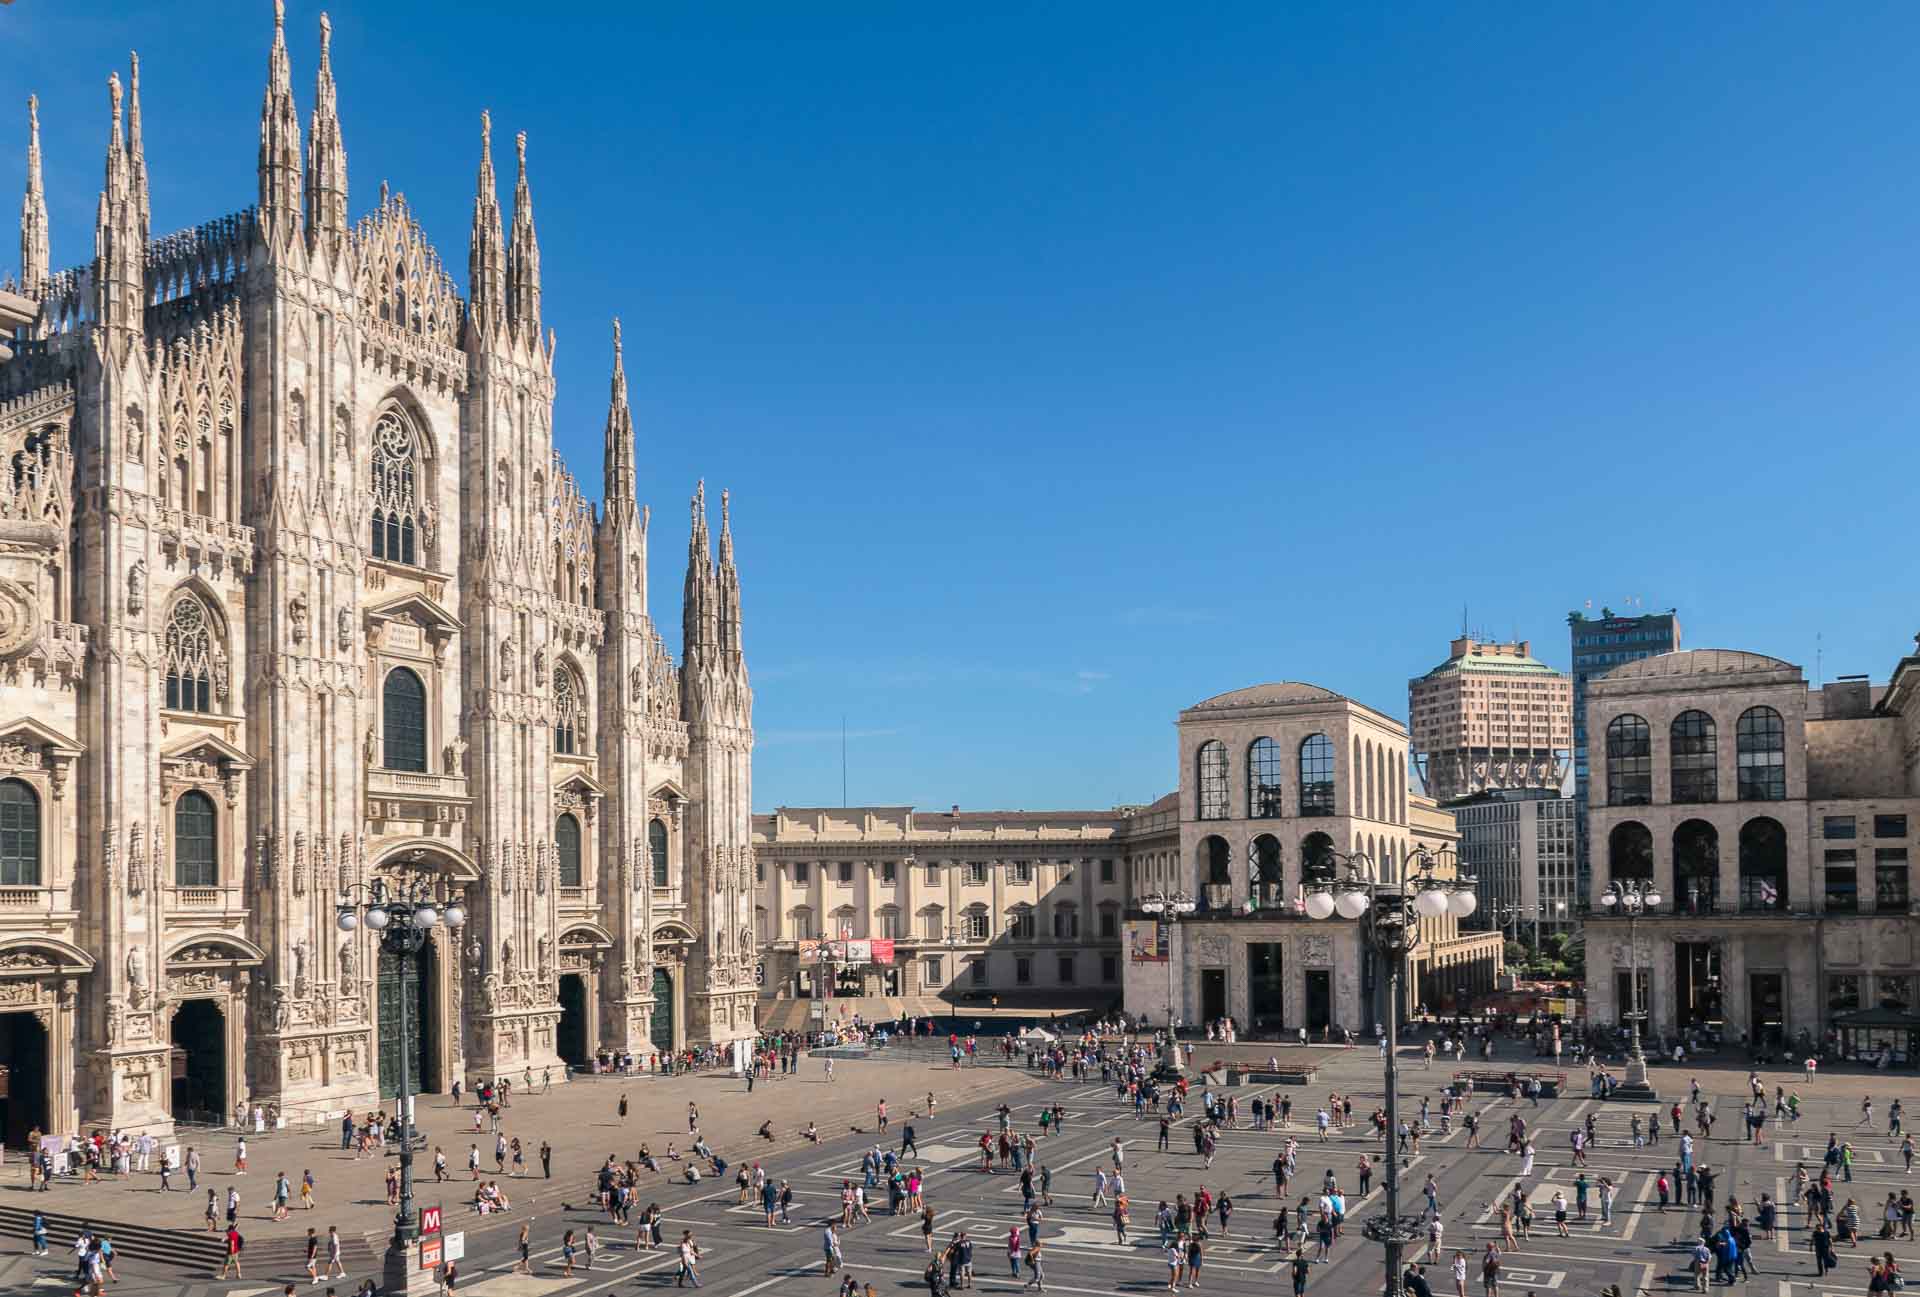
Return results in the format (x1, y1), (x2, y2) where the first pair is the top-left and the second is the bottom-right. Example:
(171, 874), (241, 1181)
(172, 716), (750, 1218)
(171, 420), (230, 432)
(841, 714), (848, 809)
(1816, 632), (1823, 689)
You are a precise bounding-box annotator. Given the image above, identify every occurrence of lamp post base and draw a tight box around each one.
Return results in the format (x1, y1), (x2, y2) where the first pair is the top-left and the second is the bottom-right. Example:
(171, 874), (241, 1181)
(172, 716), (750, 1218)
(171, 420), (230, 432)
(1607, 1052), (1658, 1102)
(380, 1240), (438, 1296)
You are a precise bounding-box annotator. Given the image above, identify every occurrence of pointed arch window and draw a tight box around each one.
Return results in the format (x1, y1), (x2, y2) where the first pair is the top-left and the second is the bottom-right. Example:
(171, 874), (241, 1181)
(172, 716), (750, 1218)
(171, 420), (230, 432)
(381, 667), (428, 772)
(649, 817), (670, 888)
(174, 789), (218, 888)
(555, 812), (583, 888)
(0, 778), (40, 887)
(369, 410), (420, 565)
(553, 667), (584, 755)
(164, 594), (223, 713)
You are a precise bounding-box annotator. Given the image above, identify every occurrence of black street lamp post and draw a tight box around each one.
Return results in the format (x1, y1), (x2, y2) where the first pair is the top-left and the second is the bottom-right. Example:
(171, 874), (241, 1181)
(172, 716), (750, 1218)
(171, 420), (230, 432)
(337, 869), (465, 1292)
(1304, 846), (1477, 1297)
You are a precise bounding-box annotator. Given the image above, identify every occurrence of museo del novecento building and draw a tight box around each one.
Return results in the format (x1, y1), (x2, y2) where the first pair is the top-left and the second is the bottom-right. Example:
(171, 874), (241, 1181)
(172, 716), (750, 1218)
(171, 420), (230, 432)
(0, 6), (757, 1143)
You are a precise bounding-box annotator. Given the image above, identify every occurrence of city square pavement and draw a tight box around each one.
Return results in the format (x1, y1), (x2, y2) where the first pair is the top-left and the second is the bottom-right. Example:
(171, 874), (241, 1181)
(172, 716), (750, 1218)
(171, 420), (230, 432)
(3, 1042), (1918, 1297)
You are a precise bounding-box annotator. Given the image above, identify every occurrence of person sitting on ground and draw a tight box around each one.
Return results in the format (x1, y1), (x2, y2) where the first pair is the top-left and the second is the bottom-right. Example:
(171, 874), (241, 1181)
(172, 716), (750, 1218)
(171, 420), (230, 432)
(666, 1142), (681, 1161)
(805, 1122), (821, 1143)
(760, 1121), (776, 1140)
(685, 1163), (702, 1184)
(639, 1145), (660, 1173)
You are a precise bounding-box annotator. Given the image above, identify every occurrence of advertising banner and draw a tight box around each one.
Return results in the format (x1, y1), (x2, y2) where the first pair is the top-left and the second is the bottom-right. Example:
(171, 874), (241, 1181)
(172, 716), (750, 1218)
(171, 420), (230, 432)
(1127, 918), (1169, 962)
(869, 938), (895, 966)
(844, 939), (872, 964)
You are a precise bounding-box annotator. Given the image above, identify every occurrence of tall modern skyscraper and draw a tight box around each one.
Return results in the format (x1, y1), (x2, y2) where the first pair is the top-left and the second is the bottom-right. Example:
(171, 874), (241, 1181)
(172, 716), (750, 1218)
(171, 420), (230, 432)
(1568, 608), (1681, 894)
(1409, 637), (1572, 805)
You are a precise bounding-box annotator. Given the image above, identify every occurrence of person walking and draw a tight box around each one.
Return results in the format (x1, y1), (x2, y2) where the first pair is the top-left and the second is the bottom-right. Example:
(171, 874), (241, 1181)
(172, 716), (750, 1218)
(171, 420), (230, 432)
(1024, 1240), (1048, 1292)
(305, 1228), (321, 1284)
(218, 1225), (244, 1279)
(513, 1222), (533, 1275)
(618, 1093), (630, 1124)
(326, 1225), (346, 1279)
(540, 1139), (552, 1178)
(234, 1135), (248, 1175)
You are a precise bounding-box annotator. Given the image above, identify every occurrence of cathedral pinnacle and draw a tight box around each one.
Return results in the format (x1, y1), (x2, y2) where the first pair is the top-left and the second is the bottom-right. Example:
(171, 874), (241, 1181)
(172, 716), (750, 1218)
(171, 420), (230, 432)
(258, 0), (304, 231)
(105, 73), (126, 197)
(21, 94), (48, 296)
(468, 110), (507, 334)
(94, 71), (144, 331)
(683, 480), (718, 659)
(305, 11), (350, 253)
(127, 53), (149, 241)
(507, 129), (542, 340)
(603, 317), (637, 510)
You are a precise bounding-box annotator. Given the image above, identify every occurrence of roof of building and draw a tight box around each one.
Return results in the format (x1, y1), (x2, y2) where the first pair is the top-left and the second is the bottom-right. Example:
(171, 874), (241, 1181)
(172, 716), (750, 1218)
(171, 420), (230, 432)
(1415, 648), (1566, 682)
(1603, 648), (1799, 680)
(1187, 682), (1344, 710)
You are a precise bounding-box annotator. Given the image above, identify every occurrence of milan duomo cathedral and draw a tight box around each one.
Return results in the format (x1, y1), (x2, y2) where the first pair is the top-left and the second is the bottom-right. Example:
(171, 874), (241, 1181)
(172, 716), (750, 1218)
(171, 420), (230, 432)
(0, 3), (757, 1142)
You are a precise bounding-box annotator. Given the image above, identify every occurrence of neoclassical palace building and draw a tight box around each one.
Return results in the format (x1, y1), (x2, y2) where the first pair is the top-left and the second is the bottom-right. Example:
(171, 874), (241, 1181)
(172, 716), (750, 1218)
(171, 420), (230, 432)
(0, 5), (756, 1142)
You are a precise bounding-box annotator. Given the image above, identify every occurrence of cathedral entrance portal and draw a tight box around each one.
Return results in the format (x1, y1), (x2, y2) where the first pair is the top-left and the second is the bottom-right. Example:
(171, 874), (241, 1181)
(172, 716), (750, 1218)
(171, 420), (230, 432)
(0, 1011), (48, 1149)
(650, 968), (675, 1055)
(557, 973), (589, 1069)
(168, 1000), (226, 1123)
(378, 938), (440, 1098)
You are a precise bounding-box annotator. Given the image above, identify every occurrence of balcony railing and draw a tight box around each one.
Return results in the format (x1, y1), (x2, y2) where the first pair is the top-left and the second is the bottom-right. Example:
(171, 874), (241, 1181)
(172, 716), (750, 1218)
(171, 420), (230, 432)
(0, 885), (49, 909)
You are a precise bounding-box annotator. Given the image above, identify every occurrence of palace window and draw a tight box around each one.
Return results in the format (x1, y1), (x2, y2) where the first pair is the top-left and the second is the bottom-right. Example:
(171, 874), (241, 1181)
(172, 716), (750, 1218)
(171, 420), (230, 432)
(553, 668), (583, 755)
(1736, 706), (1787, 801)
(1669, 711), (1717, 804)
(174, 790), (217, 888)
(556, 813), (583, 888)
(370, 410), (421, 565)
(1299, 733), (1336, 816)
(1196, 741), (1229, 820)
(649, 818), (670, 888)
(0, 778), (40, 886)
(1606, 714), (1652, 806)
(381, 667), (428, 772)
(163, 595), (221, 713)
(1248, 737), (1284, 818)
(1009, 905), (1035, 940)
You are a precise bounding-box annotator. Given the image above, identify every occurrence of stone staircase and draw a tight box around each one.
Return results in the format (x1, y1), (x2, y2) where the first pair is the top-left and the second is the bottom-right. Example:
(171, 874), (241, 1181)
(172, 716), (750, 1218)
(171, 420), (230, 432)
(0, 1201), (380, 1278)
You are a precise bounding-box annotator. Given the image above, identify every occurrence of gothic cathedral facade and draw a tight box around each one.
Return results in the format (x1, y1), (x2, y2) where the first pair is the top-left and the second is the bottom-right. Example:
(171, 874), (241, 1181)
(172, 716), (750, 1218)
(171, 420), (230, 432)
(0, 4), (757, 1140)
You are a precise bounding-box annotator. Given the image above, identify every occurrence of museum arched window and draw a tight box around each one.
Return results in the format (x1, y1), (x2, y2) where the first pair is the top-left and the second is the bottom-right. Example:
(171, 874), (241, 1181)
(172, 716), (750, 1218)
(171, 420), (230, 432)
(174, 789), (217, 888)
(163, 594), (222, 713)
(1201, 835), (1232, 891)
(1301, 830), (1336, 886)
(1196, 741), (1229, 820)
(0, 778), (40, 887)
(649, 817), (670, 888)
(1738, 816), (1789, 911)
(369, 409), (421, 565)
(1605, 714), (1652, 806)
(553, 667), (583, 755)
(1736, 706), (1787, 801)
(1248, 738), (1283, 818)
(1608, 821), (1654, 883)
(1299, 733), (1336, 817)
(381, 667), (428, 772)
(1673, 819), (1719, 912)
(1670, 710), (1717, 804)
(1249, 833), (1284, 909)
(556, 813), (583, 888)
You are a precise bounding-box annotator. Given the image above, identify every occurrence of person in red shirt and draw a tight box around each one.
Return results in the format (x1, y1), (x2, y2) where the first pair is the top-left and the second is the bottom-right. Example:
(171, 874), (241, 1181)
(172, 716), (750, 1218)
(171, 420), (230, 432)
(218, 1226), (243, 1279)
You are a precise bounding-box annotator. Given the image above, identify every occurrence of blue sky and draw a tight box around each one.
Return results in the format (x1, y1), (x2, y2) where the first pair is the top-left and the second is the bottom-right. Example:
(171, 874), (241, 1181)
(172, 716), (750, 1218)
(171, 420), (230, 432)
(8, 3), (1920, 812)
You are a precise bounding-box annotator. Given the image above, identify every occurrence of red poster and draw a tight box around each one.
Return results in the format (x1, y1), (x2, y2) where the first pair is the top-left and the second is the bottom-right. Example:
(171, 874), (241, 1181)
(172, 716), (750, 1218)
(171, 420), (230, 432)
(869, 938), (894, 965)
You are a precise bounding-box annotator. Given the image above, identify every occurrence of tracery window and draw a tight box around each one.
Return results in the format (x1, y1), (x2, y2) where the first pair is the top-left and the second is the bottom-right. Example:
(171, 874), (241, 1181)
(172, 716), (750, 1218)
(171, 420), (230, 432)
(0, 778), (40, 887)
(556, 813), (583, 888)
(369, 410), (420, 565)
(163, 595), (221, 713)
(174, 790), (217, 888)
(381, 667), (428, 772)
(649, 817), (670, 888)
(553, 668), (583, 755)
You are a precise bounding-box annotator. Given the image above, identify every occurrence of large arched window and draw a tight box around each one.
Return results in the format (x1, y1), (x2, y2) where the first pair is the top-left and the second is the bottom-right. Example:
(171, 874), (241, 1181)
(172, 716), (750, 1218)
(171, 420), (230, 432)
(1201, 835), (1232, 890)
(163, 594), (221, 713)
(369, 409), (420, 564)
(0, 778), (40, 886)
(1673, 819), (1719, 913)
(1301, 831), (1336, 886)
(1249, 833), (1284, 909)
(1739, 817), (1788, 911)
(1605, 714), (1652, 806)
(1608, 821), (1654, 882)
(1196, 741), (1229, 820)
(1670, 711), (1717, 804)
(1736, 706), (1787, 801)
(174, 789), (217, 888)
(555, 813), (583, 888)
(649, 817), (670, 888)
(1247, 738), (1283, 819)
(381, 667), (428, 772)
(553, 668), (583, 755)
(1299, 734), (1335, 817)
